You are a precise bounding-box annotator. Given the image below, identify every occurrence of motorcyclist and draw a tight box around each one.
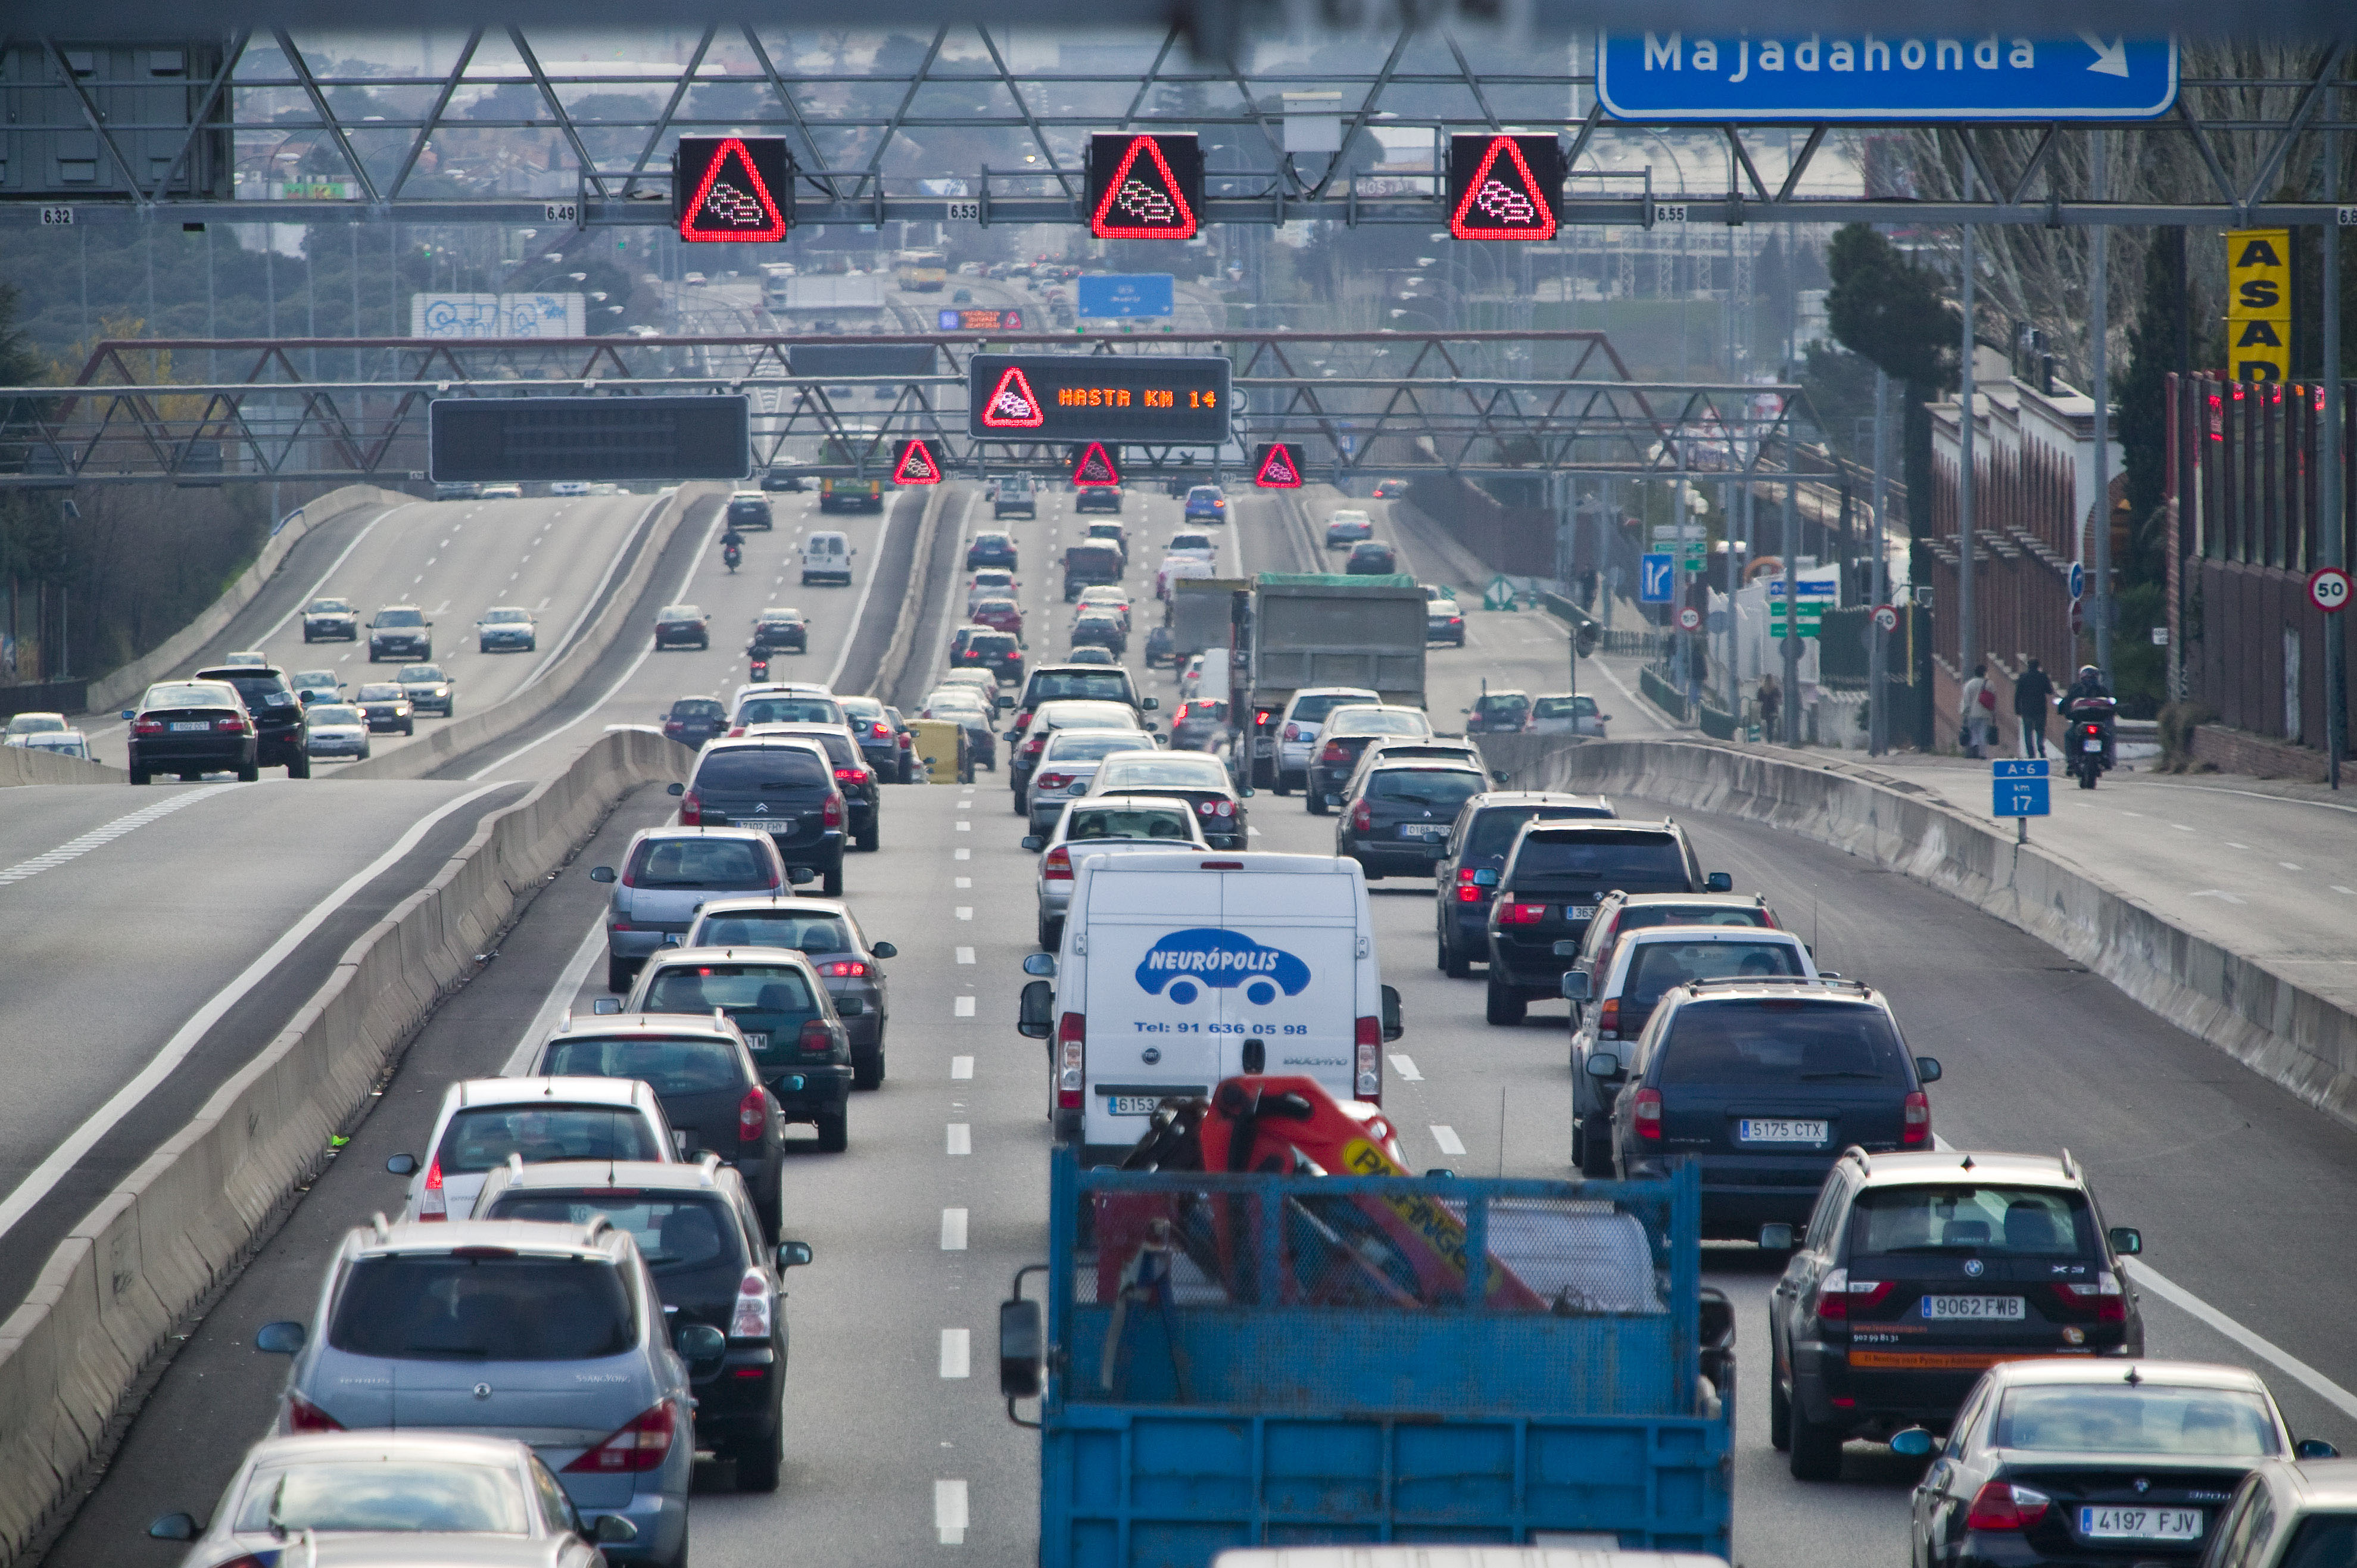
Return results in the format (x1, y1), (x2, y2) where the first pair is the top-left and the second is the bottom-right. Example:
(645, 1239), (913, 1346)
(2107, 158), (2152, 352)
(722, 526), (745, 573)
(2060, 663), (2112, 708)
(2058, 664), (2117, 772)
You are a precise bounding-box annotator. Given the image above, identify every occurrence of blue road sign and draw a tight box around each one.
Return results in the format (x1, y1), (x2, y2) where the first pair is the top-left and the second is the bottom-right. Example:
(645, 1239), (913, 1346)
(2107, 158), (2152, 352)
(1075, 274), (1176, 319)
(937, 309), (961, 331)
(1639, 553), (1675, 604)
(2068, 561), (2085, 600)
(1992, 759), (2051, 818)
(1596, 33), (2178, 122)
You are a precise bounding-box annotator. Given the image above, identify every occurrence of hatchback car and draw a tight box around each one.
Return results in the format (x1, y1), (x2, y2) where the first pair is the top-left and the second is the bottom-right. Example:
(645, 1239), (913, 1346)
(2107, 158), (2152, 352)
(304, 703), (372, 763)
(396, 662), (457, 717)
(289, 669), (344, 704)
(1532, 692), (1609, 736)
(14, 728), (89, 760)
(590, 823), (796, 991)
(972, 597), (1025, 638)
(967, 569), (1020, 613)
(1025, 727), (1162, 833)
(1484, 818), (1729, 1024)
(1305, 704), (1432, 812)
(367, 604), (432, 661)
(652, 604), (709, 650)
(1267, 687), (1382, 795)
(1075, 485), (1123, 514)
(659, 697), (727, 749)
(739, 721), (881, 851)
(950, 625), (1024, 685)
(1075, 585), (1132, 632)
(124, 679), (258, 784)
(1086, 750), (1248, 850)
(1371, 478), (1411, 500)
(1169, 698), (1228, 751)
(1426, 598), (1467, 646)
(1324, 510), (1374, 547)
(685, 896), (896, 1088)
(1165, 529), (1217, 561)
(1903, 1360), (2330, 1567)
(837, 694), (911, 783)
(965, 531), (1020, 571)
(1183, 485), (1228, 523)
(1563, 890), (1781, 1004)
(353, 682), (415, 735)
(1011, 702), (1155, 812)
(524, 1016), (786, 1232)
(992, 475), (1037, 519)
(387, 1077), (680, 1223)
(1070, 609), (1126, 657)
(194, 662), (311, 776)
(1764, 1147), (2145, 1484)
(1340, 737), (1485, 798)
(1433, 791), (1619, 978)
(302, 597), (361, 642)
(1025, 796), (1208, 950)
(726, 684), (845, 735)
(1335, 760), (1489, 880)
(748, 607), (808, 656)
(1465, 688), (1534, 734)
(615, 946), (855, 1151)
(725, 491), (774, 532)
(478, 606), (539, 653)
(255, 1216), (699, 1567)
(472, 1160), (813, 1493)
(1345, 540), (1398, 575)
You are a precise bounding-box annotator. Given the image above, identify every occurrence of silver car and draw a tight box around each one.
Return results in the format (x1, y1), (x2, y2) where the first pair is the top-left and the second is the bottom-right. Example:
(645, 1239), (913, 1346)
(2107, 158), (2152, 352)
(384, 1077), (679, 1223)
(304, 703), (373, 762)
(588, 827), (790, 993)
(145, 1430), (632, 1568)
(1025, 727), (1162, 834)
(1024, 795), (1208, 951)
(1531, 691), (1610, 737)
(397, 662), (458, 717)
(255, 1217), (706, 1568)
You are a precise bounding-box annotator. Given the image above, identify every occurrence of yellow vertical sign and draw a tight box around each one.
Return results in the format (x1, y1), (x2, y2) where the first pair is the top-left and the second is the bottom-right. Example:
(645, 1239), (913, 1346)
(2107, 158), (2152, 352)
(2225, 228), (2291, 384)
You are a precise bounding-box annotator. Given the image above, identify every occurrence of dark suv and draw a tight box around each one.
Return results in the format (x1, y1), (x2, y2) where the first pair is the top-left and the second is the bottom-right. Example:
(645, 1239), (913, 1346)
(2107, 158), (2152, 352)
(662, 697), (729, 748)
(1337, 762), (1489, 881)
(837, 695), (909, 783)
(1434, 791), (1616, 977)
(951, 626), (1024, 685)
(1598, 979), (1941, 1242)
(1764, 1147), (2143, 1482)
(1483, 818), (1727, 1024)
(749, 607), (808, 656)
(966, 531), (1019, 571)
(727, 492), (775, 532)
(676, 738), (849, 895)
(192, 663), (310, 777)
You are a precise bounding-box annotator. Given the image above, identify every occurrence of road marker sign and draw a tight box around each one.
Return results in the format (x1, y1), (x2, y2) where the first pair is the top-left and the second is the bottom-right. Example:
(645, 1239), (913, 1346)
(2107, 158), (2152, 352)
(1252, 442), (1302, 488)
(892, 438), (941, 485)
(1087, 134), (1201, 241)
(1677, 606), (1701, 632)
(1447, 134), (1561, 241)
(1482, 575), (1519, 611)
(1872, 603), (1899, 632)
(1993, 758), (2051, 819)
(1639, 553), (1675, 603)
(674, 136), (790, 242)
(978, 366), (1045, 429)
(2311, 566), (2352, 613)
(2069, 560), (2085, 601)
(1070, 442), (1121, 487)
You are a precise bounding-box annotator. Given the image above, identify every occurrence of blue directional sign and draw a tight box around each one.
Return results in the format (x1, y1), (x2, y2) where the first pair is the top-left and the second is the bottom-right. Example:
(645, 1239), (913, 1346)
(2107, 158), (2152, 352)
(1992, 759), (2051, 818)
(1596, 33), (2179, 122)
(1639, 552), (1675, 604)
(2068, 561), (2085, 600)
(1075, 274), (1176, 319)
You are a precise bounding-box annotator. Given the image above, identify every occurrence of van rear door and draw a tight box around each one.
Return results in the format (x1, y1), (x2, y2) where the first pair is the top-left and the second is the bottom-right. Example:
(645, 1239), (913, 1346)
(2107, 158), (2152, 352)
(1218, 868), (1358, 1106)
(1078, 865), (1225, 1152)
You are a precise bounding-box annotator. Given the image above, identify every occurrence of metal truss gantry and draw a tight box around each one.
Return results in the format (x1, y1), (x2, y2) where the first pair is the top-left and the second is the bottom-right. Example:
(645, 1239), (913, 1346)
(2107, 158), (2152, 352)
(3, 28), (2350, 230)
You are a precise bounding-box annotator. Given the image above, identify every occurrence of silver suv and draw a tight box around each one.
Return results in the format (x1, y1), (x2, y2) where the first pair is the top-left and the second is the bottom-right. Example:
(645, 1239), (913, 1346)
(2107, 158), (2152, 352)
(588, 827), (792, 994)
(255, 1215), (709, 1568)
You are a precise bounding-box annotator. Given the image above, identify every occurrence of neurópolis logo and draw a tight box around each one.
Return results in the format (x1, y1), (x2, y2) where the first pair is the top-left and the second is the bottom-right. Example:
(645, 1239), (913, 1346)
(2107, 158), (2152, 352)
(1136, 928), (1312, 1006)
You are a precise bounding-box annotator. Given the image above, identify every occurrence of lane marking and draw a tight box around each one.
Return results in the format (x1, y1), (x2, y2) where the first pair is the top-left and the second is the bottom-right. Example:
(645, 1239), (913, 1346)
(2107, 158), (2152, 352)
(935, 1479), (969, 1546)
(1389, 1053), (1423, 1081)
(955, 877), (971, 889)
(940, 1208), (968, 1249)
(955, 906), (973, 921)
(939, 1327), (971, 1377)
(956, 821), (971, 832)
(2129, 1261), (2357, 1424)
(253, 500), (414, 646)
(0, 781), (513, 1245)
(956, 947), (974, 964)
(1430, 1124), (1466, 1156)
(2189, 889), (2249, 905)
(2337, 886), (2357, 896)
(957, 848), (971, 861)
(0, 785), (235, 886)
(502, 914), (608, 1074)
(954, 996), (976, 1018)
(519, 494), (671, 692)
(2282, 862), (2303, 871)
(824, 499), (898, 691)
(2173, 823), (2196, 832)
(946, 1123), (971, 1156)
(956, 799), (972, 811)
(950, 1056), (974, 1079)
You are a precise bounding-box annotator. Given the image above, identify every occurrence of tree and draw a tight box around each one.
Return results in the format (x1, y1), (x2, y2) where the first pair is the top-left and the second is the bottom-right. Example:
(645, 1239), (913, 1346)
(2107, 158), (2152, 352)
(1825, 223), (1957, 551)
(2113, 237), (2184, 591)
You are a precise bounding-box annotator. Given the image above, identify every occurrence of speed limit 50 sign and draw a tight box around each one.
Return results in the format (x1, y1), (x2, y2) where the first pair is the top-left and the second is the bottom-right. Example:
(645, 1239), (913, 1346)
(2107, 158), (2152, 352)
(2309, 566), (2352, 614)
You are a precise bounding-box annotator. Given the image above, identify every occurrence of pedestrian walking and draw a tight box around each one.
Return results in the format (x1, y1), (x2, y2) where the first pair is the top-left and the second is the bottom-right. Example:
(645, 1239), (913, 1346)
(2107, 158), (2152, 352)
(2012, 657), (2056, 758)
(1757, 673), (1781, 738)
(1960, 663), (1996, 757)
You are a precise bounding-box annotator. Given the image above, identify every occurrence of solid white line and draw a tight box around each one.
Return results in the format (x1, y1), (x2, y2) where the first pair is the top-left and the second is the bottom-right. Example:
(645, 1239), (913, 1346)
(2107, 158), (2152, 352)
(2128, 1260), (2357, 1423)
(955, 947), (974, 964)
(950, 1056), (974, 1079)
(519, 494), (671, 691)
(1389, 1053), (1422, 1082)
(1429, 1124), (1466, 1156)
(824, 497), (899, 692)
(0, 780), (512, 1244)
(934, 1478), (969, 1545)
(946, 1123), (971, 1156)
(953, 996), (976, 1018)
(940, 1208), (968, 1249)
(501, 914), (607, 1074)
(254, 501), (416, 646)
(939, 1327), (972, 1377)
(0, 784), (235, 886)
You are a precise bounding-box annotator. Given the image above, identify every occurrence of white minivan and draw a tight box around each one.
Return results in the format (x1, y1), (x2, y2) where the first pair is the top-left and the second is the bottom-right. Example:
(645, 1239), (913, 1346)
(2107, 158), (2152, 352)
(801, 530), (854, 585)
(1017, 850), (1401, 1162)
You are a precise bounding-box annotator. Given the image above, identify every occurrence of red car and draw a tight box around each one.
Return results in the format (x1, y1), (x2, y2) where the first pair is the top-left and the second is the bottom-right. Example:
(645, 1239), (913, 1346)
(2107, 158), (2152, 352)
(972, 597), (1024, 638)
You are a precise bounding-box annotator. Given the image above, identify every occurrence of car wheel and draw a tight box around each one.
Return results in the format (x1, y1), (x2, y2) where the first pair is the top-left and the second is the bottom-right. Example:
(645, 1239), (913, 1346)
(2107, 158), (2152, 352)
(402, 722), (414, 735)
(1012, 791), (1028, 815)
(286, 754), (310, 779)
(606, 956), (636, 995)
(1788, 1404), (1846, 1482)
(855, 822), (880, 852)
(1272, 775), (1290, 796)
(1483, 975), (1527, 1026)
(1306, 791), (1328, 816)
(1441, 931), (1471, 980)
(815, 1111), (849, 1153)
(1769, 1355), (1793, 1451)
(821, 862), (843, 897)
(852, 1048), (884, 1090)
(1577, 1115), (1614, 1177)
(734, 1424), (783, 1494)
(1037, 917), (1062, 952)
(129, 769), (149, 786)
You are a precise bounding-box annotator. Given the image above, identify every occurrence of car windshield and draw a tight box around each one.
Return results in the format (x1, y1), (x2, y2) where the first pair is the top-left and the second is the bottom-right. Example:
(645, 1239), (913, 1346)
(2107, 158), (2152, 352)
(357, 685), (403, 702)
(1098, 757), (1227, 788)
(308, 599), (353, 613)
(1067, 809), (1195, 841)
(1513, 830), (1685, 881)
(482, 609), (529, 623)
(1369, 770), (1485, 809)
(435, 1105), (663, 1174)
(626, 836), (774, 887)
(734, 697), (841, 727)
(1041, 703), (1136, 730)
(1658, 1000), (1907, 1086)
(292, 671), (338, 688)
(1049, 732), (1156, 762)
(1848, 1184), (2097, 1258)
(234, 1463), (529, 1535)
(144, 682), (236, 710)
(1535, 696), (1598, 719)
(1987, 1385), (2278, 1457)
(398, 665), (444, 682)
(694, 911), (853, 952)
(669, 700), (724, 720)
(1289, 693), (1376, 725)
(310, 706), (364, 725)
(1479, 694), (1531, 714)
(376, 609), (424, 626)
(643, 963), (816, 1015)
(328, 1254), (635, 1361)
(540, 1033), (747, 1095)
(969, 633), (1017, 654)
(659, 606), (702, 620)
(1170, 535), (1211, 551)
(1330, 708), (1430, 737)
(753, 729), (853, 766)
(491, 1194), (744, 1276)
(1623, 939), (1804, 1002)
(5, 715), (63, 734)
(1030, 673), (1131, 703)
(975, 599), (1018, 615)
(1617, 903), (1767, 935)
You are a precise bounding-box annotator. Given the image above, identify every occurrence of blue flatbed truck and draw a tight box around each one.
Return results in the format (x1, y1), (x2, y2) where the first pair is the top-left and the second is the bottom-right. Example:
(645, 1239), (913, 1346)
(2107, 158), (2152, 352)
(999, 1150), (1735, 1567)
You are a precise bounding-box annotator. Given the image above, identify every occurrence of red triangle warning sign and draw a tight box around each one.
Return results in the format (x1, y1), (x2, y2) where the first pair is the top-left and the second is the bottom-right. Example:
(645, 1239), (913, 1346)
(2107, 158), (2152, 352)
(1450, 135), (1557, 242)
(1092, 135), (1198, 240)
(1253, 442), (1302, 489)
(1071, 442), (1120, 487)
(892, 438), (941, 485)
(979, 366), (1046, 429)
(680, 136), (789, 242)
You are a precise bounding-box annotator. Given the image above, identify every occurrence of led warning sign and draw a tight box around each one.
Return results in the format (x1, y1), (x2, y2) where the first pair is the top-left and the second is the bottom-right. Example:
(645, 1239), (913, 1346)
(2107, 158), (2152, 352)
(892, 438), (942, 484)
(1087, 133), (1204, 241)
(1252, 442), (1304, 488)
(967, 354), (1230, 445)
(674, 136), (791, 242)
(1446, 134), (1563, 242)
(1071, 442), (1121, 486)
(977, 365), (1047, 429)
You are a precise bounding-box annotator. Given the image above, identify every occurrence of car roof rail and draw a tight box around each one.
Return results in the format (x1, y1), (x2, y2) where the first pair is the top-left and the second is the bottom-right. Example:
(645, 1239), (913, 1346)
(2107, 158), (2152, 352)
(2059, 1147), (2079, 1182)
(1840, 1145), (1872, 1177)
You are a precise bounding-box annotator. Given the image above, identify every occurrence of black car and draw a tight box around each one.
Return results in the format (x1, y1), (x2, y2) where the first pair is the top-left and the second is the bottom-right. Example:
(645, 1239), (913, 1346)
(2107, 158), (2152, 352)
(1601, 980), (1941, 1246)
(951, 626), (1024, 685)
(1346, 540), (1399, 575)
(1483, 818), (1728, 1024)
(727, 493), (775, 532)
(1763, 1148), (2147, 1483)
(1070, 611), (1126, 659)
(675, 738), (848, 895)
(353, 681), (414, 735)
(1075, 486), (1122, 513)
(837, 696), (908, 783)
(619, 947), (856, 1152)
(1305, 707), (1430, 813)
(740, 722), (882, 853)
(123, 678), (260, 784)
(749, 607), (808, 656)
(366, 604), (432, 662)
(662, 696), (729, 748)
(1902, 1360), (2328, 1566)
(761, 466), (807, 492)
(301, 597), (359, 642)
(478, 1159), (805, 1492)
(1465, 689), (1533, 734)
(655, 603), (710, 649)
(966, 531), (1020, 571)
(1335, 761), (1489, 881)
(1143, 626), (1175, 668)
(1087, 753), (1249, 851)
(192, 663), (310, 776)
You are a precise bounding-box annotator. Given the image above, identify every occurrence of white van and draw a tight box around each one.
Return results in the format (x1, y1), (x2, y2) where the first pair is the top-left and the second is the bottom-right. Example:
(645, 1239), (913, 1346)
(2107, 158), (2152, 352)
(801, 530), (854, 585)
(1017, 850), (1400, 1162)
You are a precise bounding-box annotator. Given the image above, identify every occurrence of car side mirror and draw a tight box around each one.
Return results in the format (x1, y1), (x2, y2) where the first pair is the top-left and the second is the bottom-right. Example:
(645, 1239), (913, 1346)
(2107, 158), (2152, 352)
(997, 696), (1015, 710)
(254, 1320), (307, 1355)
(594, 1516), (641, 1545)
(999, 1296), (1043, 1399)
(2297, 1438), (2342, 1460)
(121, 710), (135, 721)
(385, 1154), (417, 1177)
(871, 942), (897, 959)
(1380, 984), (1404, 1043)
(593, 997), (622, 1016)
(1140, 696), (1158, 710)
(2107, 1226), (2143, 1257)
(1585, 1052), (1618, 1078)
(1021, 836), (1044, 852)
(1705, 872), (1734, 892)
(1022, 953), (1057, 977)
(146, 1513), (201, 1541)
(1017, 979), (1055, 1039)
(666, 782), (684, 797)
(836, 997), (865, 1017)
(776, 1240), (813, 1270)
(787, 866), (816, 884)
(1560, 971), (1592, 1002)
(674, 1323), (726, 1369)
(589, 866), (616, 883)
(1757, 1223), (1795, 1252)
(1915, 1056), (1942, 1084)
(1491, 770), (1510, 785)
(1890, 1428), (1937, 1458)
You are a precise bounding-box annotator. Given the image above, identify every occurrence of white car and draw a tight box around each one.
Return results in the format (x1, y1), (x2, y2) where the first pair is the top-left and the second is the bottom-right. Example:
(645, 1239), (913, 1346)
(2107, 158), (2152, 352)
(2, 711), (70, 746)
(1531, 693), (1609, 737)
(1024, 794), (1208, 952)
(967, 568), (1020, 613)
(801, 531), (854, 586)
(384, 1077), (679, 1221)
(17, 729), (91, 760)
(1164, 531), (1217, 562)
(1270, 686), (1380, 796)
(548, 480), (590, 496)
(478, 483), (523, 499)
(303, 703), (372, 762)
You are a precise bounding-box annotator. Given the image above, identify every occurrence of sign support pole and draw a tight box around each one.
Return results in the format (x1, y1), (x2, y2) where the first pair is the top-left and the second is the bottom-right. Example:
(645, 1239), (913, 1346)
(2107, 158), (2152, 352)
(1782, 463), (1800, 746)
(2091, 133), (2114, 687)
(1959, 161), (1979, 712)
(1870, 368), (1891, 756)
(2325, 129), (2345, 791)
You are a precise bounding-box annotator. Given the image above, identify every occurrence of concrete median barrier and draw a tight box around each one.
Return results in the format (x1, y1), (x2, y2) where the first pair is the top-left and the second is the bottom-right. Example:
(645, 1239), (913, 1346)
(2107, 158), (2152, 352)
(0, 727), (685, 1565)
(1480, 732), (2357, 1139)
(0, 747), (124, 788)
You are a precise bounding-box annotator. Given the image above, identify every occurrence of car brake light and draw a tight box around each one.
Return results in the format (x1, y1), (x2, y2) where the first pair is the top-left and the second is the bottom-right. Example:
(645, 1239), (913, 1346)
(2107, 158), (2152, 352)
(728, 726), (747, 738)
(1043, 846), (1073, 881)
(132, 718), (166, 735)
(897, 732), (912, 749)
(418, 1158), (447, 1220)
(1349, 797), (1373, 831)
(1901, 1090), (1931, 1148)
(1812, 1267), (1896, 1320)
(2056, 1271), (2127, 1323)
(565, 1401), (678, 1473)
(1966, 1481), (2052, 1532)
(870, 721), (890, 738)
(798, 1019), (833, 1055)
(1631, 1086), (1662, 1140)
(822, 793), (844, 828)
(1319, 741), (1349, 765)
(730, 1268), (774, 1339)
(738, 1086), (768, 1142)
(818, 959), (868, 977)
(1058, 1013), (1086, 1108)
(678, 789), (703, 826)
(286, 1393), (344, 1433)
(216, 716), (251, 734)
(1499, 902), (1547, 924)
(1456, 882), (1485, 903)
(1036, 772), (1071, 791)
(1598, 997), (1620, 1036)
(1354, 1017), (1382, 1102)
(834, 766), (869, 788)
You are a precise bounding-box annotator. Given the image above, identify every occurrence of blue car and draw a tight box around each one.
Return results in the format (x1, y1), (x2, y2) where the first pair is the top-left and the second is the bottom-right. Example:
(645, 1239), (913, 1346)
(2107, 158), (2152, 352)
(1183, 484), (1228, 523)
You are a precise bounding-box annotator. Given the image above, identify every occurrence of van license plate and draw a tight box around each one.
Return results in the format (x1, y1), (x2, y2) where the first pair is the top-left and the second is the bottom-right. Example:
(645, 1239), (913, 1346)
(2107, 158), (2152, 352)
(2079, 1507), (2200, 1541)
(1922, 1295), (2025, 1320)
(1106, 1096), (1164, 1115)
(1736, 1118), (1828, 1143)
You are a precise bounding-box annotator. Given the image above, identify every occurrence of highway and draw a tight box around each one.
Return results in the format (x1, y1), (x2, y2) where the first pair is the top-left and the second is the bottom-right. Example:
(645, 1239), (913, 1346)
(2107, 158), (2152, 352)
(38, 478), (2357, 1568)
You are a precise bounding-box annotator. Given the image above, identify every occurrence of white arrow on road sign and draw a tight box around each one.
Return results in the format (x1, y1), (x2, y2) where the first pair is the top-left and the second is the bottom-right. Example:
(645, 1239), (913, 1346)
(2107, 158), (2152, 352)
(2069, 561), (2085, 601)
(2078, 32), (2130, 77)
(1639, 553), (1675, 604)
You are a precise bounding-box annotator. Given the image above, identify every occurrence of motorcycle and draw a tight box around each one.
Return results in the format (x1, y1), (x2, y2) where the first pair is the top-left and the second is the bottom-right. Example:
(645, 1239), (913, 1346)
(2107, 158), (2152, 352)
(723, 540), (743, 574)
(747, 650), (770, 683)
(2064, 695), (2118, 788)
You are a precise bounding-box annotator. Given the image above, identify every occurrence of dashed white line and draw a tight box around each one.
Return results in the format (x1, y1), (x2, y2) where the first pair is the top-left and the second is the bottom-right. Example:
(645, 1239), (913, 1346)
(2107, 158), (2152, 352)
(1389, 1053), (1423, 1081)
(2281, 862), (2303, 871)
(950, 1056), (974, 1079)
(954, 996), (976, 1018)
(939, 1328), (971, 1377)
(956, 821), (971, 833)
(955, 906), (973, 921)
(955, 877), (971, 889)
(956, 847), (971, 860)
(2336, 886), (2357, 896)
(946, 1123), (972, 1156)
(940, 1208), (969, 1249)
(2173, 824), (2196, 832)
(935, 1479), (969, 1545)
(1429, 1124), (1466, 1156)
(957, 799), (973, 811)
(0, 785), (235, 886)
(956, 947), (975, 964)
